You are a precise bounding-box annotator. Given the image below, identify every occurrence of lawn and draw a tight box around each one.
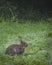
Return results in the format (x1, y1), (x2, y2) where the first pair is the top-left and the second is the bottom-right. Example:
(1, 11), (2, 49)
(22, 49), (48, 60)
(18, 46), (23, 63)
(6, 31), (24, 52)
(0, 19), (52, 65)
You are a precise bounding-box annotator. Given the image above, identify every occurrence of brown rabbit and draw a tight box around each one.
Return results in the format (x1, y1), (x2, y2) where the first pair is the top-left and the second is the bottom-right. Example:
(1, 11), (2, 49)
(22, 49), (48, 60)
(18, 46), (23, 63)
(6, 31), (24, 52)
(5, 36), (28, 56)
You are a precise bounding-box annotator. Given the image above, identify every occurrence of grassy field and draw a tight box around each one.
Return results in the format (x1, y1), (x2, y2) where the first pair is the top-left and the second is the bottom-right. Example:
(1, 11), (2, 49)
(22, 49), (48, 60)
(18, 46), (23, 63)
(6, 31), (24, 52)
(0, 19), (52, 65)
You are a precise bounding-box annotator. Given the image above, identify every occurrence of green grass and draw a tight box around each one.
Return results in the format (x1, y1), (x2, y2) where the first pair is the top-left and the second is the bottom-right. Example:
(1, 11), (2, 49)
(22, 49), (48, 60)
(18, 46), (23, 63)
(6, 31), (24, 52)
(0, 19), (52, 65)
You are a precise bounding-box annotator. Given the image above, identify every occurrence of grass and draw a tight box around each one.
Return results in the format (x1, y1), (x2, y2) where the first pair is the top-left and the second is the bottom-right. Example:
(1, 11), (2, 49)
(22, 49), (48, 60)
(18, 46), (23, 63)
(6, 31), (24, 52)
(0, 19), (52, 65)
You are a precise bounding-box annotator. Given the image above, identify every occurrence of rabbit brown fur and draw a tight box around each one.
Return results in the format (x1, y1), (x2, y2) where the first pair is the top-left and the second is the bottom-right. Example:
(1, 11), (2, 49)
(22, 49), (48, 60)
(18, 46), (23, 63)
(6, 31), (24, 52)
(5, 36), (28, 56)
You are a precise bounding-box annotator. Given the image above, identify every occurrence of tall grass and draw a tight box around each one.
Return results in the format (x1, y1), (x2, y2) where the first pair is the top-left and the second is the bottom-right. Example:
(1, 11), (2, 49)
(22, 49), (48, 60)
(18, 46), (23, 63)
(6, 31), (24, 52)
(0, 18), (52, 65)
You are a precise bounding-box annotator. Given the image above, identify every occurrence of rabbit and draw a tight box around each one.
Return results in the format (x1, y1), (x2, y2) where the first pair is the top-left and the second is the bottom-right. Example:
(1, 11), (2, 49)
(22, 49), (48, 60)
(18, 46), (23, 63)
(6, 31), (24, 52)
(5, 36), (28, 56)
